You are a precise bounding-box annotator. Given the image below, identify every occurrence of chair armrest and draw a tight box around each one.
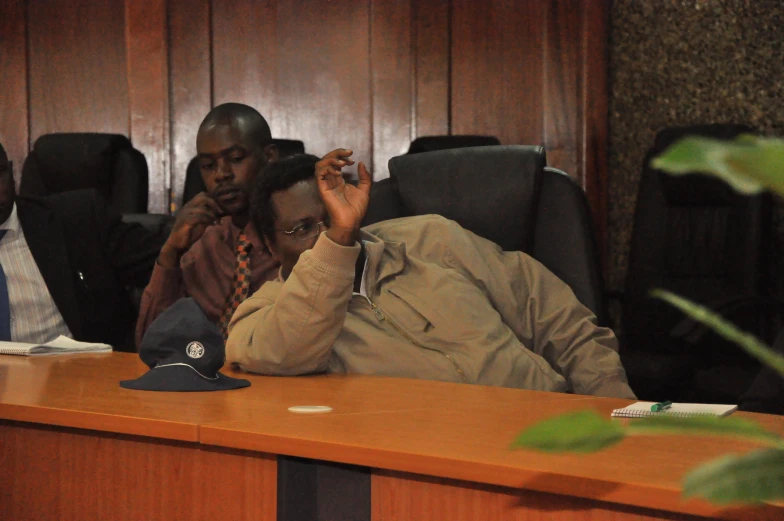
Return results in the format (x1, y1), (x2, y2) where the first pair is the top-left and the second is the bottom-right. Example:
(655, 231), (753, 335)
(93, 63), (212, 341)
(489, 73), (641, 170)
(122, 213), (175, 237)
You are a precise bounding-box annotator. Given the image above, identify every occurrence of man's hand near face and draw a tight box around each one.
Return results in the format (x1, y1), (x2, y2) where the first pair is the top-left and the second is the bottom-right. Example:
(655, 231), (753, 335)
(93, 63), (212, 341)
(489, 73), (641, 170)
(157, 193), (224, 269)
(315, 149), (372, 247)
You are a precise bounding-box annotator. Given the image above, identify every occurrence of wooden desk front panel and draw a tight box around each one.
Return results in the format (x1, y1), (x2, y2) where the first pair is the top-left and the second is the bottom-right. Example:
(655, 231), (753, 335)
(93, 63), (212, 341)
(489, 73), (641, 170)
(0, 420), (276, 521)
(371, 471), (778, 521)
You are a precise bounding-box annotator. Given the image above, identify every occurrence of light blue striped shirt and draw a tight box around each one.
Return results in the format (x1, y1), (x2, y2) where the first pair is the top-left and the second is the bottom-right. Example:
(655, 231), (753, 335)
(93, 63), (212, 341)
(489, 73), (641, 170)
(0, 203), (72, 343)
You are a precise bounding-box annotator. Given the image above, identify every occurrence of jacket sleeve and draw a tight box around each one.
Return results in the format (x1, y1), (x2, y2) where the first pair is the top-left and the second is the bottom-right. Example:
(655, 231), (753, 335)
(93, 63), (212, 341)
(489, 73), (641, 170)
(135, 263), (187, 347)
(400, 217), (635, 399)
(225, 233), (360, 375)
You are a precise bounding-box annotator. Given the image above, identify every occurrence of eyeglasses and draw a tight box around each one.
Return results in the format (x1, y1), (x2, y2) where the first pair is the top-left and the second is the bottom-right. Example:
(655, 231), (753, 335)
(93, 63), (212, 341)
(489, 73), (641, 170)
(277, 220), (328, 241)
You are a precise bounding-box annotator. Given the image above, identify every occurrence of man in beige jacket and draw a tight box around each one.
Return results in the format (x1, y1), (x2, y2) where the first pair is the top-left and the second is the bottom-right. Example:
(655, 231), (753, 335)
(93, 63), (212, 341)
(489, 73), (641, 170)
(227, 151), (635, 398)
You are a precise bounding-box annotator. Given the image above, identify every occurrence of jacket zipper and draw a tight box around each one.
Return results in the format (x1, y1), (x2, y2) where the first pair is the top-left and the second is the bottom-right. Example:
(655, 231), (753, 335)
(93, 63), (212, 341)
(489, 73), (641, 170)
(364, 297), (468, 383)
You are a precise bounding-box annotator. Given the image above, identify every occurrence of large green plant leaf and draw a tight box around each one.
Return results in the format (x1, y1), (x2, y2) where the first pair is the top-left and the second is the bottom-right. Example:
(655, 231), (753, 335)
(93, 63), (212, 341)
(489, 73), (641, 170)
(652, 135), (784, 198)
(651, 289), (784, 379)
(683, 449), (784, 504)
(627, 415), (782, 446)
(511, 410), (625, 453)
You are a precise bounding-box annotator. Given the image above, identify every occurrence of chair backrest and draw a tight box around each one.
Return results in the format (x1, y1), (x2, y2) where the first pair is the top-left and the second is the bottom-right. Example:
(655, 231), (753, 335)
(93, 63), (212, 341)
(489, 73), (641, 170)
(20, 133), (149, 214)
(407, 135), (501, 154)
(362, 145), (607, 323)
(182, 138), (305, 205)
(622, 124), (771, 354)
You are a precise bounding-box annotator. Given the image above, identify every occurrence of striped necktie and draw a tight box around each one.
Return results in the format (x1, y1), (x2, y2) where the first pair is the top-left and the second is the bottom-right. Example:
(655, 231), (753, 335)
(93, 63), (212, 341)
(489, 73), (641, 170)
(0, 229), (10, 341)
(218, 232), (252, 341)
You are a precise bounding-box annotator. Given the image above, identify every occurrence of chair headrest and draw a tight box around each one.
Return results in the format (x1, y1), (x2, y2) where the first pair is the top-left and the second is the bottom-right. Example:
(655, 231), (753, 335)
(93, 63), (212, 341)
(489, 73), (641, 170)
(407, 135), (501, 154)
(271, 139), (305, 158)
(388, 145), (545, 252)
(649, 124), (756, 206)
(653, 124), (754, 151)
(29, 133), (136, 192)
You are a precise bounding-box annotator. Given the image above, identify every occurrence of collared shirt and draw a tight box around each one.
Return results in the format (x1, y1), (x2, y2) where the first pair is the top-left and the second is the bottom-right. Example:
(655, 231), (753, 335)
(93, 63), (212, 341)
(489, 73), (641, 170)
(0, 203), (72, 343)
(136, 216), (279, 346)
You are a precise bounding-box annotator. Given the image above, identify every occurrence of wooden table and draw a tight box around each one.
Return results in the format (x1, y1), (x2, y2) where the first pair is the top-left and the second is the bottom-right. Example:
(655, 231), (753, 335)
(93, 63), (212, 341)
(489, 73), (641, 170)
(1, 352), (782, 521)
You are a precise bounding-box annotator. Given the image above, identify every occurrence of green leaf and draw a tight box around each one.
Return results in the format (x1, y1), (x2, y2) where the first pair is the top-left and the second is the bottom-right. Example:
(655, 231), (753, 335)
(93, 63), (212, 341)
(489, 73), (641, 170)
(651, 135), (784, 198)
(651, 289), (784, 380)
(627, 415), (782, 446)
(511, 410), (625, 453)
(683, 449), (784, 505)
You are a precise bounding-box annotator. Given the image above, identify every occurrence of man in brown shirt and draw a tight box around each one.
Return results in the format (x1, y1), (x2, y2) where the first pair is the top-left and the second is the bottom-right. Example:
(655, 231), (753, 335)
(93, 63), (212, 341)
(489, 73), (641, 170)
(136, 103), (280, 345)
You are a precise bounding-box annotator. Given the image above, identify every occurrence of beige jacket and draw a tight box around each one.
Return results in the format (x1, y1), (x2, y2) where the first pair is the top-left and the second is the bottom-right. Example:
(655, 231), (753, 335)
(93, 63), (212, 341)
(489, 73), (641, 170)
(227, 215), (635, 398)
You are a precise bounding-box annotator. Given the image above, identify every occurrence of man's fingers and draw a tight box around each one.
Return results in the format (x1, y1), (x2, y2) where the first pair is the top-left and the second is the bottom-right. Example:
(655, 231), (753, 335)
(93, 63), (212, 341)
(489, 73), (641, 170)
(190, 192), (223, 214)
(322, 148), (353, 161)
(356, 161), (372, 196)
(201, 196), (223, 215)
(184, 207), (218, 224)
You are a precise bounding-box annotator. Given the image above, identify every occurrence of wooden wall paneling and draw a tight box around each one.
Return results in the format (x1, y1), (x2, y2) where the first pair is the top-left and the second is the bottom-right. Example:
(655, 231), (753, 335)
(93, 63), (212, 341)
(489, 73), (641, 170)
(0, 422), (277, 521)
(126, 0), (169, 214)
(168, 0), (212, 212)
(211, 0), (278, 120)
(28, 0), (129, 142)
(450, 0), (545, 146)
(412, 0), (450, 140)
(371, 0), (413, 180)
(581, 0), (610, 265)
(275, 0), (371, 177)
(0, 0), (29, 185)
(543, 0), (581, 181)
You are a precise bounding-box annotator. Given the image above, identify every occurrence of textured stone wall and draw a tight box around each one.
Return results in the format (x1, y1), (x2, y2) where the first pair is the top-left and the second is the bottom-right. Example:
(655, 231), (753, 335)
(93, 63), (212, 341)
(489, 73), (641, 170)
(607, 0), (784, 293)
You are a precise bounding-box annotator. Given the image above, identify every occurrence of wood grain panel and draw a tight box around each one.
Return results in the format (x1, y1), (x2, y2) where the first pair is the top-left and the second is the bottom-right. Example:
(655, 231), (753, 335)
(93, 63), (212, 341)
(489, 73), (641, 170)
(202, 394), (784, 521)
(543, 0), (581, 179)
(126, 0), (169, 213)
(276, 0), (371, 176)
(371, 0), (413, 179)
(581, 0), (610, 265)
(168, 0), (211, 212)
(0, 421), (276, 521)
(372, 471), (708, 521)
(413, 0), (450, 139)
(211, 0), (278, 117)
(451, 0), (545, 146)
(28, 0), (129, 142)
(0, 0), (28, 184)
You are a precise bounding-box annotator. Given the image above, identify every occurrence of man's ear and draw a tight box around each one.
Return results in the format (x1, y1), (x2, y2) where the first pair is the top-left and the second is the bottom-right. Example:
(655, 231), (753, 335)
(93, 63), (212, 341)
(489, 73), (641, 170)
(264, 144), (279, 164)
(263, 234), (279, 261)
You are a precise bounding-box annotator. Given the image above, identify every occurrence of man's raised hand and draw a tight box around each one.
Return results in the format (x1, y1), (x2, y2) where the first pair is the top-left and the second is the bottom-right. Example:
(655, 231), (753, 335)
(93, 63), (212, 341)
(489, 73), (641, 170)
(316, 149), (372, 246)
(158, 192), (223, 268)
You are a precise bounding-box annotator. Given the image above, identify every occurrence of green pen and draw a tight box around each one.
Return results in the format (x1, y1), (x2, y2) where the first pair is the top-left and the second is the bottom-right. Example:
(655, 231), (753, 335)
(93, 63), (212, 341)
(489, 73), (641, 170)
(651, 400), (673, 412)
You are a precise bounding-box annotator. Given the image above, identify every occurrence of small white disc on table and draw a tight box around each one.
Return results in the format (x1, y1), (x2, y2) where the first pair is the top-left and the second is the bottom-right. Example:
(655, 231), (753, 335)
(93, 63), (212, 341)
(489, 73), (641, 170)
(288, 405), (333, 414)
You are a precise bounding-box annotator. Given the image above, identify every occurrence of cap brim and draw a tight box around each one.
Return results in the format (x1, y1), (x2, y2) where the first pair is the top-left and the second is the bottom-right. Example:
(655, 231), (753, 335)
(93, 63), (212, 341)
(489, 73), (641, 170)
(120, 364), (250, 392)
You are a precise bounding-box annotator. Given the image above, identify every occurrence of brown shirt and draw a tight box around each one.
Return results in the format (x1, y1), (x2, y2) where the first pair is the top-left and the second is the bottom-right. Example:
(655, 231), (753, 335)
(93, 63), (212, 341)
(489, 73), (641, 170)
(136, 216), (279, 346)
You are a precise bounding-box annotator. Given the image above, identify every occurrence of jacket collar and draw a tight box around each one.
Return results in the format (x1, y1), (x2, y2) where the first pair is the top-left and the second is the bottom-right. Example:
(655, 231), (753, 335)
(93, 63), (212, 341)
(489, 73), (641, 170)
(358, 229), (406, 293)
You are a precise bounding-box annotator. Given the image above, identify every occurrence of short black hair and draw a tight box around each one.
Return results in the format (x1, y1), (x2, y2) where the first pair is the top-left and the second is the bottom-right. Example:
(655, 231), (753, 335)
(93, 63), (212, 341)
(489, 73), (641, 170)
(198, 103), (272, 150)
(252, 154), (320, 243)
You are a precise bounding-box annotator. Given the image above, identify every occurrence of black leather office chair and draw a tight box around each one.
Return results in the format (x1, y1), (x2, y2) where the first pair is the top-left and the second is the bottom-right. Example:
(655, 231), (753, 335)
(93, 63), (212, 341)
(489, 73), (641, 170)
(618, 124), (778, 402)
(407, 135), (501, 154)
(362, 145), (607, 324)
(21, 133), (149, 214)
(182, 138), (305, 205)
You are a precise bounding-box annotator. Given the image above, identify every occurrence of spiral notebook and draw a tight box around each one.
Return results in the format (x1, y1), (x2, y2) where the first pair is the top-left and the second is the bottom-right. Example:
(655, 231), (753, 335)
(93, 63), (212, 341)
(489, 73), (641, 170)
(0, 335), (111, 356)
(611, 401), (737, 418)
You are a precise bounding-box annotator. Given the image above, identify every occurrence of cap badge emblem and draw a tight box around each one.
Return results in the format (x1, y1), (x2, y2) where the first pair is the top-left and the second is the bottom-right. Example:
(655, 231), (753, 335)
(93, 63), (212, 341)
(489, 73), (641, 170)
(186, 341), (205, 359)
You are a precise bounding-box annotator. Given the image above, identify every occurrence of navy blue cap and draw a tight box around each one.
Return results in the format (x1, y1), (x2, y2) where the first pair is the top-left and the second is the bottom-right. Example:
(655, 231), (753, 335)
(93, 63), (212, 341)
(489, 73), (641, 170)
(120, 298), (250, 392)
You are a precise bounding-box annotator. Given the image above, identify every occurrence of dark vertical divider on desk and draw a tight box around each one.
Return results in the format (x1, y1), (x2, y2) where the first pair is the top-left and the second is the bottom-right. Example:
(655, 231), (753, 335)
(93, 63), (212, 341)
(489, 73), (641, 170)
(278, 456), (371, 521)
